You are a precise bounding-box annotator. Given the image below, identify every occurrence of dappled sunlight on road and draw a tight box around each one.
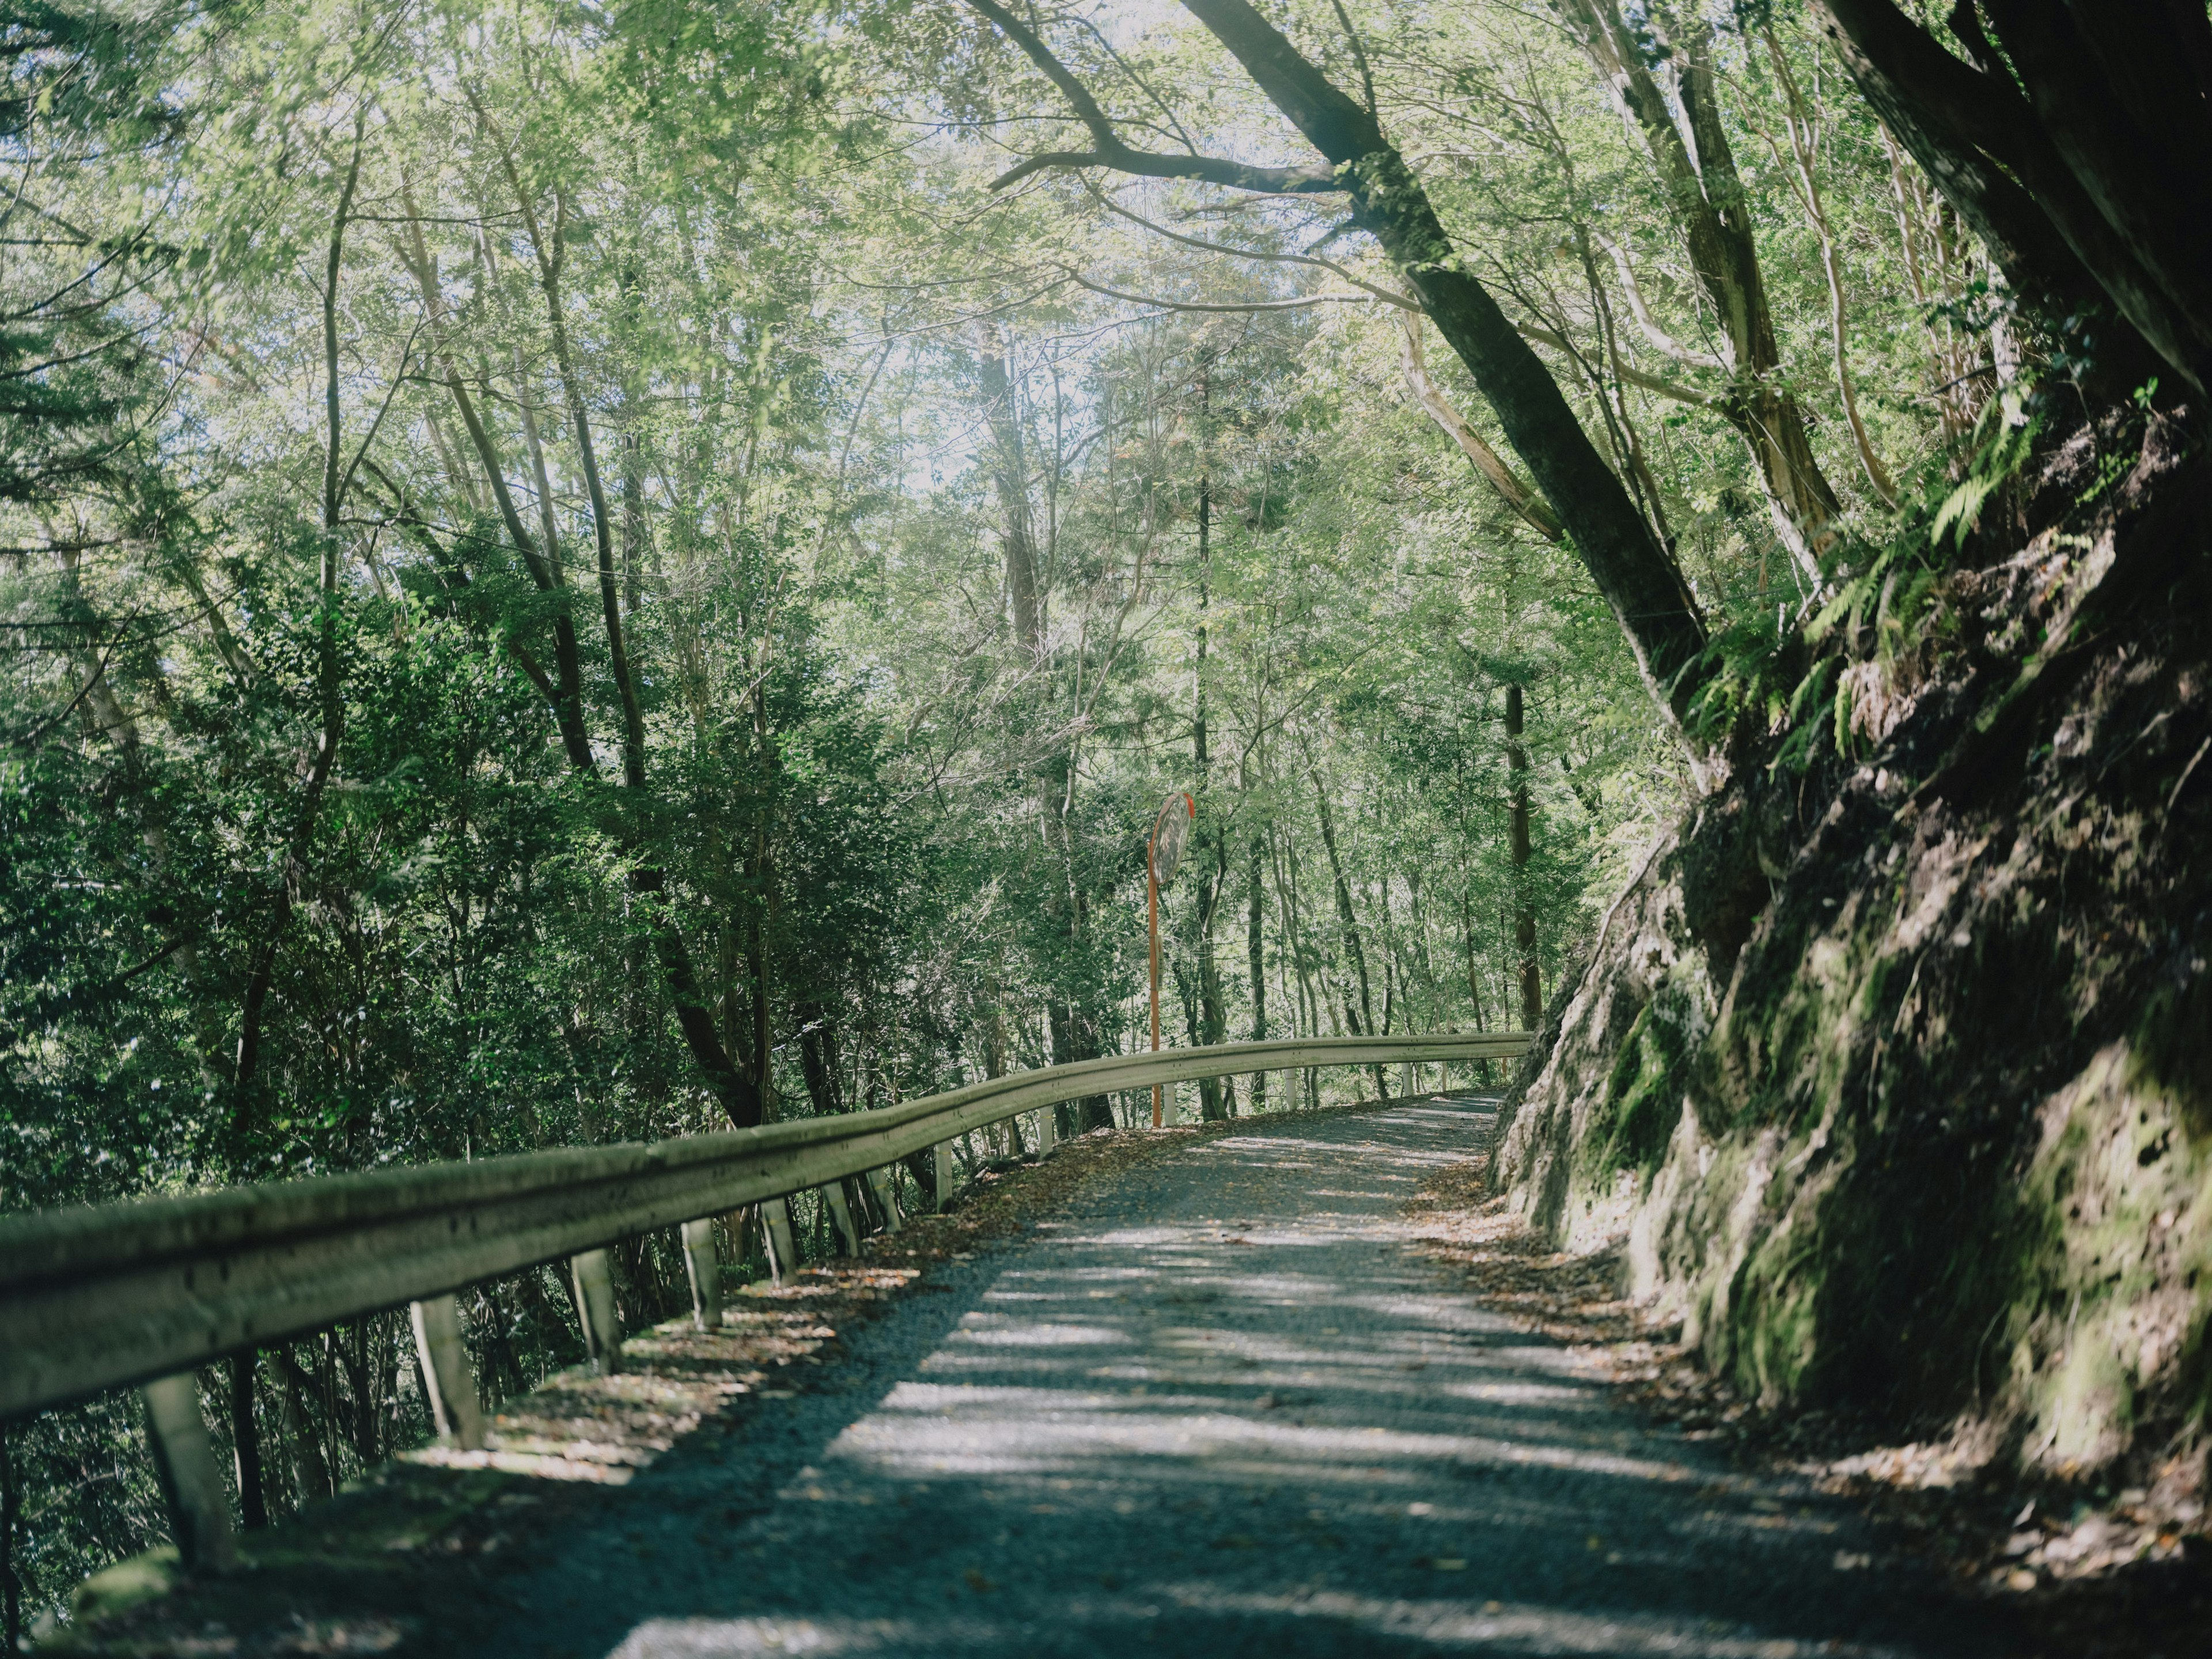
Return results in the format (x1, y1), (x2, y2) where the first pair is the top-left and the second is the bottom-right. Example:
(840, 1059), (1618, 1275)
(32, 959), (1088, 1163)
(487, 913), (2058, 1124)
(493, 1097), (1986, 1659)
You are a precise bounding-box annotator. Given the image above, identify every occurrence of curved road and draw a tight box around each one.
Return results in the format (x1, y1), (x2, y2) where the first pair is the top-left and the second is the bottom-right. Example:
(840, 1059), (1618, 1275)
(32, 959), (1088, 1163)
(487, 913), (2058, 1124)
(484, 1096), (1995, 1658)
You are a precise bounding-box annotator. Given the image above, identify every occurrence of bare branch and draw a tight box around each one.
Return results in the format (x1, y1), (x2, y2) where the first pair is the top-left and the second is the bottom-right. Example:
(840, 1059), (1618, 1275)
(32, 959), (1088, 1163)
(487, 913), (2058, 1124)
(335, 320), (423, 505)
(1065, 269), (1377, 313)
(1087, 182), (1418, 308)
(1514, 316), (1713, 406)
(1399, 314), (1563, 540)
(967, 0), (1345, 196)
(1592, 231), (1725, 370)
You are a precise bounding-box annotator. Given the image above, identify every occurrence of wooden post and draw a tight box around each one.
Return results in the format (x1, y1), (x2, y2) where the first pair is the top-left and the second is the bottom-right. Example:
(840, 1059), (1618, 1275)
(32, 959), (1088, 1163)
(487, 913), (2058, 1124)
(866, 1168), (903, 1233)
(408, 1294), (486, 1450)
(570, 1249), (622, 1374)
(933, 1142), (956, 1211)
(140, 1373), (238, 1574)
(821, 1182), (861, 1256)
(681, 1218), (722, 1331)
(762, 1197), (798, 1284)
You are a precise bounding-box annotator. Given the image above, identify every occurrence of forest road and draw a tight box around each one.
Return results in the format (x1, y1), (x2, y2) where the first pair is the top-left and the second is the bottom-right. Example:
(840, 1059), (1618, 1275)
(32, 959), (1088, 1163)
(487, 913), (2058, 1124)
(480, 1096), (2002, 1659)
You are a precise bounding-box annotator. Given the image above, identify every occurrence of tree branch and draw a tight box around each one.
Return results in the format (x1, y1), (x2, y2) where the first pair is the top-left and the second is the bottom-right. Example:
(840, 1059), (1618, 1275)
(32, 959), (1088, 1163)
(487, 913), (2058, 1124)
(967, 0), (1344, 195)
(1065, 268), (1377, 313)
(1399, 313), (1563, 540)
(1592, 230), (1724, 370)
(1088, 183), (1417, 307)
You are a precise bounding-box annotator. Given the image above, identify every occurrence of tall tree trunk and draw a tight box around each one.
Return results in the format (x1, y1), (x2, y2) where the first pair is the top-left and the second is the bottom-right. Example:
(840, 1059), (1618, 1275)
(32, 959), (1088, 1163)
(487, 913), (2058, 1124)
(462, 134), (760, 1128)
(1309, 761), (1385, 1099)
(1506, 685), (1540, 1029)
(750, 687), (775, 1121)
(797, 1002), (840, 1116)
(274, 1348), (331, 1499)
(1459, 879), (1491, 1052)
(971, 0), (1714, 745)
(1807, 0), (2180, 393)
(619, 257), (646, 615)
(1192, 357), (1230, 1121)
(230, 1353), (267, 1529)
(977, 337), (1043, 656)
(230, 120), (362, 1145)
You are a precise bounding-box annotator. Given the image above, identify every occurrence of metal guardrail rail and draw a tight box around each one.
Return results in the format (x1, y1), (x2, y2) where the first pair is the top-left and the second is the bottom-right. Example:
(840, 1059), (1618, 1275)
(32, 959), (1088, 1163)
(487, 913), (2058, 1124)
(0, 1032), (1528, 1570)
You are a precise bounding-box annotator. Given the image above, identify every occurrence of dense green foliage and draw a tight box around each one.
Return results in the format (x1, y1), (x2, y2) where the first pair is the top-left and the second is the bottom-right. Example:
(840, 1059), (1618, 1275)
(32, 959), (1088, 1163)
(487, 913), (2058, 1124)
(0, 0), (2022, 1626)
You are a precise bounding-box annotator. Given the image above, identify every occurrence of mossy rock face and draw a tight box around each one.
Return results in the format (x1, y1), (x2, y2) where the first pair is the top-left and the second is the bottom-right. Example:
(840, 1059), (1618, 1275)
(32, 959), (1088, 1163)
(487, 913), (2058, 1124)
(1497, 423), (2212, 1481)
(1582, 996), (1692, 1188)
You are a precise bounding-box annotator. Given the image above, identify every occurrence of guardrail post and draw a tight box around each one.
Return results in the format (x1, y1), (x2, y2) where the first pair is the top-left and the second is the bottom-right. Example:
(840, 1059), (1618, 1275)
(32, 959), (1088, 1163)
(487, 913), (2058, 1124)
(139, 1373), (237, 1574)
(933, 1141), (956, 1210)
(822, 1182), (861, 1256)
(866, 1168), (903, 1233)
(1036, 1106), (1057, 1154)
(762, 1197), (798, 1284)
(408, 1294), (485, 1450)
(570, 1249), (623, 1374)
(680, 1219), (722, 1331)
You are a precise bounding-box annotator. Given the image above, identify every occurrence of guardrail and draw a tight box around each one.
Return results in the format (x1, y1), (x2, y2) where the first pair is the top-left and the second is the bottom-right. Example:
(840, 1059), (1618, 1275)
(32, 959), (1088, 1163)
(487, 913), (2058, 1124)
(0, 1032), (1528, 1570)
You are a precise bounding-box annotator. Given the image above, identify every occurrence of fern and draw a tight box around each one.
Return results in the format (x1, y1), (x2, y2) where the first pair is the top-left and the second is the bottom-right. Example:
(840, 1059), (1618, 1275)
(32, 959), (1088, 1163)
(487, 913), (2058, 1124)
(1930, 383), (2040, 550)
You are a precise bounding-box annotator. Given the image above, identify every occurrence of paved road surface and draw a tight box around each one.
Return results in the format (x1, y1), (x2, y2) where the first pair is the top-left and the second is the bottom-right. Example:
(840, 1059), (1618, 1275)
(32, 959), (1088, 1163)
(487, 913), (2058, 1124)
(482, 1097), (1997, 1658)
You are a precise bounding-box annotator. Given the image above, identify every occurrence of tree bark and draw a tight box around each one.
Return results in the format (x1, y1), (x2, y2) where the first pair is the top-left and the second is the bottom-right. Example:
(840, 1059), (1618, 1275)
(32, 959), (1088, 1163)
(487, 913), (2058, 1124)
(1976, 0), (2212, 387)
(1506, 685), (1540, 1030)
(1808, 0), (2174, 392)
(977, 339), (1044, 656)
(1558, 0), (1843, 575)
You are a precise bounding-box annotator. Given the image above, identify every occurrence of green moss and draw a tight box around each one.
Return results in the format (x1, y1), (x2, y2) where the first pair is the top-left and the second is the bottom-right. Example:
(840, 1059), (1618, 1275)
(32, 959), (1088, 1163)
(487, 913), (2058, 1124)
(1731, 1229), (1826, 1405)
(1581, 998), (1690, 1187)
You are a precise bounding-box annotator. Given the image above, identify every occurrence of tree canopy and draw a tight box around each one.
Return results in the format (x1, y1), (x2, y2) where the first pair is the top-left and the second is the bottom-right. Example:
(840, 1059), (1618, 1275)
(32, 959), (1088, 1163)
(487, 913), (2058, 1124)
(6, 0), (2159, 1623)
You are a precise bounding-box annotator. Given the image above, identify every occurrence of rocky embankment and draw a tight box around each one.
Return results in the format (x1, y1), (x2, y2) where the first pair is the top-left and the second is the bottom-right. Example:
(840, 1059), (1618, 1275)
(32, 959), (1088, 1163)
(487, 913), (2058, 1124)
(1497, 408), (2212, 1511)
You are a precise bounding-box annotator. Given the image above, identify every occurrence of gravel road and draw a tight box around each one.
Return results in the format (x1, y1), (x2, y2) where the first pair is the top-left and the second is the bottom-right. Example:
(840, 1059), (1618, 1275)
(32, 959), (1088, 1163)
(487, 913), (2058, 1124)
(480, 1096), (1999, 1658)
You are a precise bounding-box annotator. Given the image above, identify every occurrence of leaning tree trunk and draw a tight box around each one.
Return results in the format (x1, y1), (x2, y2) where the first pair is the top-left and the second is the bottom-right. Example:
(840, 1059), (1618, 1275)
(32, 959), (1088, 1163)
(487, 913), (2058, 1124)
(1178, 0), (1713, 742)
(452, 131), (762, 1129)
(969, 0), (1713, 750)
(1808, 0), (2194, 396)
